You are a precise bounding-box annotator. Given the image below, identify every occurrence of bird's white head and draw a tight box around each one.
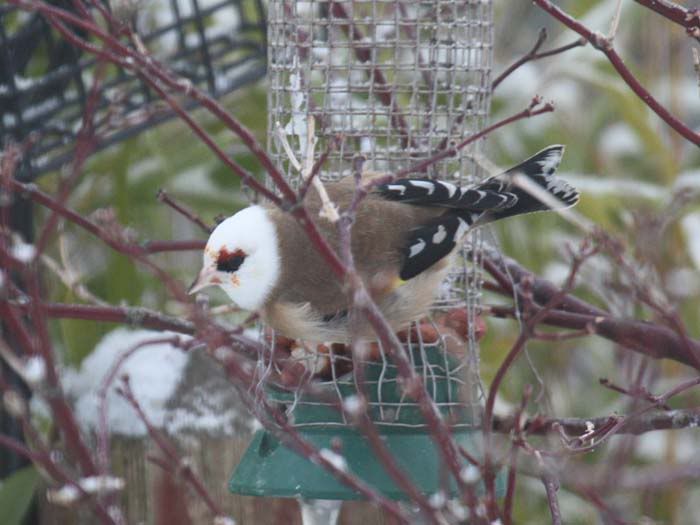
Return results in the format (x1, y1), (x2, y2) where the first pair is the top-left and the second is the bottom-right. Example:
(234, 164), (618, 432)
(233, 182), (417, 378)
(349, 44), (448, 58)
(189, 205), (280, 311)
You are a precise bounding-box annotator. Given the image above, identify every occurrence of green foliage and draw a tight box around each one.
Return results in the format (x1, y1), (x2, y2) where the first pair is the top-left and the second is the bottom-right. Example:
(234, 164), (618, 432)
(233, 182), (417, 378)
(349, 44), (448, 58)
(0, 466), (39, 525)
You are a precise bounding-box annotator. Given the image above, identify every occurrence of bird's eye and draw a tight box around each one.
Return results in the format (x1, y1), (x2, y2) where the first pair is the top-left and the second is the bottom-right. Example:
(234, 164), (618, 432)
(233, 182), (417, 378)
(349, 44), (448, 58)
(216, 249), (247, 273)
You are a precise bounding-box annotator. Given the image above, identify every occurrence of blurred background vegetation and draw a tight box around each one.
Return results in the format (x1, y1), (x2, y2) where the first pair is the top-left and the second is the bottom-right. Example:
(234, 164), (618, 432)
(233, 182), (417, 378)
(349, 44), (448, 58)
(6, 0), (700, 523)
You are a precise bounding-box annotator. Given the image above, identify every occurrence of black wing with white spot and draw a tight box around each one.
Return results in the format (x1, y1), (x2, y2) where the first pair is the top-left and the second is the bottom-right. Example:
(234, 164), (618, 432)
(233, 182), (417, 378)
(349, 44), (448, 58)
(399, 211), (480, 280)
(391, 145), (579, 280)
(376, 179), (518, 210)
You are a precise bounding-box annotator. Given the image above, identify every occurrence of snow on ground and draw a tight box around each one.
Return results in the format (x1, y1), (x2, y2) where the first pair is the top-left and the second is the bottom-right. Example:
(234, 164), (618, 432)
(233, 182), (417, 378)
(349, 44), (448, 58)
(66, 328), (249, 437)
(68, 328), (190, 436)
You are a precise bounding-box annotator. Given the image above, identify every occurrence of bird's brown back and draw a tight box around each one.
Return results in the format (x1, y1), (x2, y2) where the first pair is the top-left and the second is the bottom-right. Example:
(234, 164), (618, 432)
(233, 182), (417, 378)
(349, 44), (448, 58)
(265, 176), (443, 315)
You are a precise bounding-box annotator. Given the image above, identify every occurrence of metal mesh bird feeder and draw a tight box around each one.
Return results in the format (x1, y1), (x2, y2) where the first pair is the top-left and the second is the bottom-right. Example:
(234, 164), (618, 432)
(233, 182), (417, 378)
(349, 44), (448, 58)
(230, 0), (499, 502)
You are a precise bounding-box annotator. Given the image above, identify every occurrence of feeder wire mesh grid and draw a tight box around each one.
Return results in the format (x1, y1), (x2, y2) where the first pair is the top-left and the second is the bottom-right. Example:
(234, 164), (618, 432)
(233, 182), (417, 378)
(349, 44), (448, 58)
(259, 0), (494, 431)
(0, 0), (267, 180)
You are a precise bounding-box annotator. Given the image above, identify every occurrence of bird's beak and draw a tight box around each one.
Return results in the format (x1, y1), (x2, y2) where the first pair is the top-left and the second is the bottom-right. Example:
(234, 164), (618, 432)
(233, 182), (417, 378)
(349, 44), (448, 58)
(188, 269), (217, 295)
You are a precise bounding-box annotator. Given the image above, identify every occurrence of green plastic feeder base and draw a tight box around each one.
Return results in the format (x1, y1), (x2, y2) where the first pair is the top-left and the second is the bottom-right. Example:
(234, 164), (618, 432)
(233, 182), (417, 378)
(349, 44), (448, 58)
(230, 344), (504, 500)
(229, 427), (499, 500)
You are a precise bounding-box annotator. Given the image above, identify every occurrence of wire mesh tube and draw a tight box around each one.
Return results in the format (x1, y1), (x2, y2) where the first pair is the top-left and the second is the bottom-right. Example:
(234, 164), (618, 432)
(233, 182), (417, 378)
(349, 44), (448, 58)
(262, 0), (494, 429)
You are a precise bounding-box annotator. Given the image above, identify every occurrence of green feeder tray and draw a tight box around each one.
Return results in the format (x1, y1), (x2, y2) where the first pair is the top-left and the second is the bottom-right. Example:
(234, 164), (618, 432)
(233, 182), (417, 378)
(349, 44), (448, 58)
(230, 426), (480, 500)
(230, 345), (504, 500)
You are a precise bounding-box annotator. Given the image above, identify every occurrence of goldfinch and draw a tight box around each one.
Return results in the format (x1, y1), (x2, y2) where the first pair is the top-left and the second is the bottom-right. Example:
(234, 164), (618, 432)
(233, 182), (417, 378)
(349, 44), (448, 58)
(189, 145), (578, 342)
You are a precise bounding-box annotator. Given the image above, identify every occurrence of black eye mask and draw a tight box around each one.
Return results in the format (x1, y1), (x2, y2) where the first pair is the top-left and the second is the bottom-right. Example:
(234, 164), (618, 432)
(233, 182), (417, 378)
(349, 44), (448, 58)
(216, 249), (247, 273)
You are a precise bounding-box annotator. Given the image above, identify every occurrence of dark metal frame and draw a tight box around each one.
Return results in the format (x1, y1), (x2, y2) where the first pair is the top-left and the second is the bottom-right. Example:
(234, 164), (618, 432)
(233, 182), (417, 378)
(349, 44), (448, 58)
(1, 0), (267, 180)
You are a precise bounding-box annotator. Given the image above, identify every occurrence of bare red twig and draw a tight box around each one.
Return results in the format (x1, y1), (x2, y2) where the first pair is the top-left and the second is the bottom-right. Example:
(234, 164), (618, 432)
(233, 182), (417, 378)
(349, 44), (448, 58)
(503, 385), (532, 525)
(97, 336), (187, 474)
(141, 240), (205, 253)
(117, 377), (227, 520)
(540, 466), (563, 525)
(481, 240), (597, 519)
(492, 28), (587, 90)
(493, 408), (700, 436)
(32, 60), (107, 258)
(297, 136), (341, 202)
(8, 178), (187, 300)
(27, 302), (195, 334)
(349, 352), (439, 523)
(333, 200), (479, 510)
(483, 249), (700, 370)
(208, 345), (412, 522)
(0, 343), (118, 522)
(633, 0), (700, 39)
(156, 189), (212, 234)
(533, 0), (700, 146)
(7, 0), (288, 204)
(0, 435), (118, 524)
(0, 300), (99, 477)
(489, 304), (700, 370)
(366, 96), (555, 188)
(328, 1), (415, 148)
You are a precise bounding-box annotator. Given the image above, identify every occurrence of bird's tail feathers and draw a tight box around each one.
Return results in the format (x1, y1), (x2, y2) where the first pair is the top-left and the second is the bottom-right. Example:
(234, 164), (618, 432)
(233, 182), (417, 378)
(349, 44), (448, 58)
(479, 145), (579, 222)
(376, 145), (578, 218)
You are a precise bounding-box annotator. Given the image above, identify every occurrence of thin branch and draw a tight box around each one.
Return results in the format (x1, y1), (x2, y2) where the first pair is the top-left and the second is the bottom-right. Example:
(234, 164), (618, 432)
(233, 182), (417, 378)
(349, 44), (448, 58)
(492, 28), (586, 90)
(540, 467), (563, 525)
(210, 346), (412, 522)
(503, 385), (532, 525)
(8, 178), (186, 300)
(328, 1), (415, 148)
(488, 304), (700, 370)
(633, 0), (700, 40)
(97, 336), (186, 474)
(533, 0), (700, 146)
(33, 60), (107, 258)
(0, 301), (99, 477)
(492, 408), (700, 436)
(297, 135), (341, 202)
(156, 190), (212, 234)
(350, 350), (439, 523)
(141, 240), (205, 253)
(599, 378), (671, 410)
(30, 302), (195, 334)
(366, 96), (554, 189)
(481, 241), (596, 518)
(335, 182), (478, 510)
(0, 433), (117, 524)
(8, 0), (288, 205)
(483, 249), (700, 370)
(117, 378), (227, 520)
